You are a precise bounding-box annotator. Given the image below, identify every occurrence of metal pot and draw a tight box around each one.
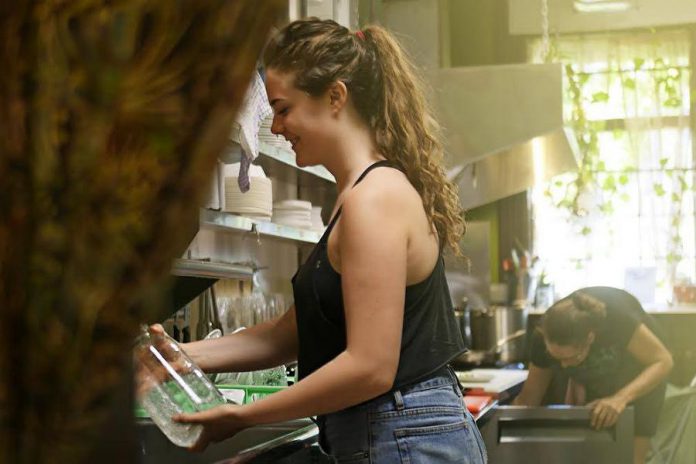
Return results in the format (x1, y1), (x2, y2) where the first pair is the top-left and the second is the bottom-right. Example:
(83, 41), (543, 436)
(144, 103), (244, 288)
(453, 298), (472, 347)
(495, 304), (527, 363)
(468, 304), (527, 364)
(469, 307), (497, 352)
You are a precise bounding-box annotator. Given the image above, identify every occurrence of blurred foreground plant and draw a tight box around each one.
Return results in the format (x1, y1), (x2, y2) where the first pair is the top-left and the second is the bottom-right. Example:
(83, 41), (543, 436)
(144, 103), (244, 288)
(0, 1), (283, 462)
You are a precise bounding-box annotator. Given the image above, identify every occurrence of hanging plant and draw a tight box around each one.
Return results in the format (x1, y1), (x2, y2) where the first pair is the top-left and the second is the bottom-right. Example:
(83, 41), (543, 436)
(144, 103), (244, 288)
(543, 63), (604, 218)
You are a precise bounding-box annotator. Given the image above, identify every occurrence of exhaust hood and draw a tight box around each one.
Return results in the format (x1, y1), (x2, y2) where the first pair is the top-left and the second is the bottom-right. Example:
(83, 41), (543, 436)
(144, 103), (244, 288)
(428, 63), (579, 210)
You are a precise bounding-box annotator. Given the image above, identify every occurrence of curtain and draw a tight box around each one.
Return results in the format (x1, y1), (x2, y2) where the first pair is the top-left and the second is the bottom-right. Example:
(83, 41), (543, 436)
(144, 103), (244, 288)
(529, 30), (693, 305)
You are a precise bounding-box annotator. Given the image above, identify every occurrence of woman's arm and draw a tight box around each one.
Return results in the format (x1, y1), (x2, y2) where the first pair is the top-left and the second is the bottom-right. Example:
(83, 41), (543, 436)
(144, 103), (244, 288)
(183, 305), (298, 373)
(236, 176), (409, 423)
(589, 323), (673, 429)
(175, 172), (412, 450)
(513, 363), (553, 406)
(614, 323), (673, 403)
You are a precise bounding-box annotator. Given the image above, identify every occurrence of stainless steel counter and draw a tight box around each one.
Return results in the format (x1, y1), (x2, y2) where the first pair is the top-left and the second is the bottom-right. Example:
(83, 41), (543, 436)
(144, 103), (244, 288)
(137, 418), (320, 464)
(212, 423), (320, 464)
(138, 375), (511, 464)
(479, 405), (635, 463)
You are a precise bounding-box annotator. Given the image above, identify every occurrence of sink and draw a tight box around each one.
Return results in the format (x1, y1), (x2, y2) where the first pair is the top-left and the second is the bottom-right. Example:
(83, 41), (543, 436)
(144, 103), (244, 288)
(136, 418), (315, 464)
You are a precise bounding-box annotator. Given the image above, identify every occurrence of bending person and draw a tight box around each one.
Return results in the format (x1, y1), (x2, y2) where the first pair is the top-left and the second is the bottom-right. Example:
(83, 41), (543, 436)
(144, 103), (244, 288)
(514, 286), (673, 464)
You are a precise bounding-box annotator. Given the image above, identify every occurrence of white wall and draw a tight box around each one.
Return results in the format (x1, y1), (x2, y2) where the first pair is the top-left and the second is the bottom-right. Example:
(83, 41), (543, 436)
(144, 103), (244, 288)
(381, 0), (443, 69)
(304, 0), (359, 28)
(510, 0), (696, 35)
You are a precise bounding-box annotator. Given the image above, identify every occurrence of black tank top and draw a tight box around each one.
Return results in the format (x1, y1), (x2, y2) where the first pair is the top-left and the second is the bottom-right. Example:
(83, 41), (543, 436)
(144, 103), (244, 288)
(291, 160), (466, 389)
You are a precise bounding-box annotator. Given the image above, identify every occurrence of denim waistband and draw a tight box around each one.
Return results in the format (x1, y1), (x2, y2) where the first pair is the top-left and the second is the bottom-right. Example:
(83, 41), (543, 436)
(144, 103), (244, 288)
(393, 365), (459, 395)
(318, 364), (460, 422)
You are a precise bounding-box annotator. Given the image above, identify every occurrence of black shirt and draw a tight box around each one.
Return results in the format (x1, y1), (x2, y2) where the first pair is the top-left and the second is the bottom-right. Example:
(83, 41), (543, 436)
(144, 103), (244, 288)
(291, 161), (466, 389)
(529, 286), (661, 400)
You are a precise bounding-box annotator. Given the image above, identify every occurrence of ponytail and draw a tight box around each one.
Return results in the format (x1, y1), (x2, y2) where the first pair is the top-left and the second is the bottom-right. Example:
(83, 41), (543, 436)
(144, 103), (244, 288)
(542, 291), (606, 346)
(264, 19), (465, 256)
(361, 26), (465, 255)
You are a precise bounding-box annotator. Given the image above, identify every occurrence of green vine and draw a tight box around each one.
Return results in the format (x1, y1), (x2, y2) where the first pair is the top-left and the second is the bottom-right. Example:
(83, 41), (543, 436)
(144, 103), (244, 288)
(543, 48), (691, 280)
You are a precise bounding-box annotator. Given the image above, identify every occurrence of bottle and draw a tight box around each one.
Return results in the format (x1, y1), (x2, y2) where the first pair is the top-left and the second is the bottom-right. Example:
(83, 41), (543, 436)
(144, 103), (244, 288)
(134, 325), (225, 447)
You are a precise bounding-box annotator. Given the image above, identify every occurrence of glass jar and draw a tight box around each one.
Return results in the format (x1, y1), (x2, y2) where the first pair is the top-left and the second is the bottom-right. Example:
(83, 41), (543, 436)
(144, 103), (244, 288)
(134, 325), (225, 447)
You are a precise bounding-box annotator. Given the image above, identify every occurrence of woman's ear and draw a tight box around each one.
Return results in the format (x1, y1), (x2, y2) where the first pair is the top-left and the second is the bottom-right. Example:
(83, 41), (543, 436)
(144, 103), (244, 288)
(327, 80), (348, 112)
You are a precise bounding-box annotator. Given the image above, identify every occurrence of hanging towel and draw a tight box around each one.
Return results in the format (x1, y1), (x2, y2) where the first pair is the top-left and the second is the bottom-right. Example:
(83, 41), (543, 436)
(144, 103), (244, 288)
(234, 71), (272, 192)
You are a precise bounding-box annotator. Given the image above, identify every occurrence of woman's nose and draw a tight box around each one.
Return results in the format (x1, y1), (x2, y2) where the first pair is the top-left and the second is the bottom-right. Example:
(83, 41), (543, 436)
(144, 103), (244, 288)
(270, 115), (283, 135)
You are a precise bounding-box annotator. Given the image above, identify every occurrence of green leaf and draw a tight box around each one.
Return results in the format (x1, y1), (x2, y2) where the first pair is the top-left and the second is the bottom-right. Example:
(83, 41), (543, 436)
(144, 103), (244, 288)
(597, 160), (606, 171)
(599, 202), (614, 214)
(602, 176), (617, 191)
(679, 176), (688, 191)
(619, 174), (629, 185)
(622, 78), (636, 90)
(633, 58), (645, 70)
(672, 192), (681, 202)
(653, 183), (666, 196)
(591, 91), (610, 103)
(663, 97), (681, 108)
(659, 158), (669, 168)
(591, 120), (607, 131)
(620, 193), (631, 202)
(581, 226), (592, 236)
(664, 84), (678, 97)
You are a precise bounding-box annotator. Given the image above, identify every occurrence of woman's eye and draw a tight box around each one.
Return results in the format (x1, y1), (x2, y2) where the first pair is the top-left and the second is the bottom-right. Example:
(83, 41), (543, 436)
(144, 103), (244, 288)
(277, 107), (289, 116)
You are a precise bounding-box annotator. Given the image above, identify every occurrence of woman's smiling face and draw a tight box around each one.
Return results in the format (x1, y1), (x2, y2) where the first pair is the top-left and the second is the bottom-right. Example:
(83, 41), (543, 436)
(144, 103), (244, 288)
(265, 68), (337, 168)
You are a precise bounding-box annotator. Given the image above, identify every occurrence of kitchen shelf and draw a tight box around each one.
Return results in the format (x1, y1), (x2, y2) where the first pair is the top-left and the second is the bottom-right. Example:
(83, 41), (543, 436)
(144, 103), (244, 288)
(257, 141), (335, 183)
(171, 258), (254, 280)
(199, 209), (322, 245)
(226, 124), (335, 183)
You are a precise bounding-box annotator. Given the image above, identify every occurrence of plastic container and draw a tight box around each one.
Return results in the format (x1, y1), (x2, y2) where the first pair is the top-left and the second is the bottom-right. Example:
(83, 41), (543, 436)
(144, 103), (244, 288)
(134, 384), (286, 418)
(134, 325), (225, 447)
(218, 384), (286, 404)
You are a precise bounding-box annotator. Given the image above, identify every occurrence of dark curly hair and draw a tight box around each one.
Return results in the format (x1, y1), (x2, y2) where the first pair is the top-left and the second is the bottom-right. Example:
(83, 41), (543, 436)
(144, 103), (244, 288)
(542, 291), (607, 346)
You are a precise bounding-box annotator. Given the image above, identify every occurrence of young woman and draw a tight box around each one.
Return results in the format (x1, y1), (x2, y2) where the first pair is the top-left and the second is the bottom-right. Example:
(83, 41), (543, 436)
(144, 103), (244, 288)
(169, 18), (486, 463)
(514, 286), (673, 464)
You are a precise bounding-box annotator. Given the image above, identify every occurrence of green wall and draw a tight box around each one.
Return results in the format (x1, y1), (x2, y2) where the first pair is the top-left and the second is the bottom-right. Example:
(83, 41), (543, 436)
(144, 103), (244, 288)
(466, 202), (499, 283)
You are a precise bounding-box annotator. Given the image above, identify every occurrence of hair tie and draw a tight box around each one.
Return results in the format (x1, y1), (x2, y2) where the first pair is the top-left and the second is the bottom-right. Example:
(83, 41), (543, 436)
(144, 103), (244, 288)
(355, 30), (365, 40)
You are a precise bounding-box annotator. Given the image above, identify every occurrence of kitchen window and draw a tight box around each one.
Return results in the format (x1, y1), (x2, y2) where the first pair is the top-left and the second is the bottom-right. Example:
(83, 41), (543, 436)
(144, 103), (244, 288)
(528, 29), (693, 305)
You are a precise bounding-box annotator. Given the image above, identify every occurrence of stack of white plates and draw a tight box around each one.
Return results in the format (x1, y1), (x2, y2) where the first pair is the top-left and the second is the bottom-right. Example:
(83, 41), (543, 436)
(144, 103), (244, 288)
(258, 115), (293, 151)
(223, 163), (272, 220)
(273, 200), (312, 229)
(311, 206), (325, 233)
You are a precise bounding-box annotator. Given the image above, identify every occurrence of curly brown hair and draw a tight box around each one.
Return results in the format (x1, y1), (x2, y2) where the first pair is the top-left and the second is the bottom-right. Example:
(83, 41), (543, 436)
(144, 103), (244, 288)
(264, 18), (465, 255)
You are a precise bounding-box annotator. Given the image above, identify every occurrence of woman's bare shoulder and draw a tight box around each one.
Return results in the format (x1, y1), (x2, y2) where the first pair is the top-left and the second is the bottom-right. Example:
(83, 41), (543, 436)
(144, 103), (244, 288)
(347, 167), (419, 209)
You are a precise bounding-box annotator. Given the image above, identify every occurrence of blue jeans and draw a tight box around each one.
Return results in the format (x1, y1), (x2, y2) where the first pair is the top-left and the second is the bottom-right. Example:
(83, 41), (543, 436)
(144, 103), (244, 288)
(317, 367), (488, 463)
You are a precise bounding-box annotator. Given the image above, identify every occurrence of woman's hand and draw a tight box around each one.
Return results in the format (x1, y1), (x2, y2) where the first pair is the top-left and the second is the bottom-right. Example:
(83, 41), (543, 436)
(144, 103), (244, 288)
(173, 404), (250, 452)
(587, 395), (627, 429)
